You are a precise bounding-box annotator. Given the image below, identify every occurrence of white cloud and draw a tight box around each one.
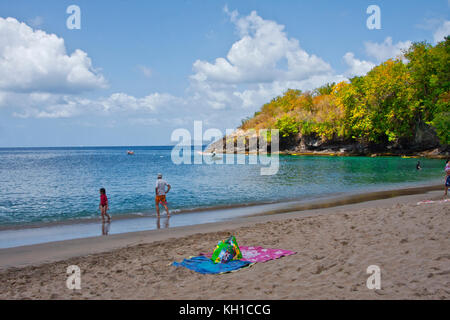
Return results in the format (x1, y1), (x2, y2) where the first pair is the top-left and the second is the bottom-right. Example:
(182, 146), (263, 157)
(433, 20), (450, 43)
(364, 37), (412, 63)
(192, 10), (332, 85)
(0, 12), (354, 123)
(27, 16), (44, 28)
(98, 92), (182, 113)
(0, 17), (107, 94)
(128, 118), (159, 126)
(416, 17), (441, 31)
(0, 18), (184, 119)
(3, 10), (418, 132)
(2, 90), (183, 119)
(137, 65), (152, 77)
(343, 52), (375, 77)
(189, 8), (341, 112)
(9, 93), (84, 118)
(233, 74), (348, 109)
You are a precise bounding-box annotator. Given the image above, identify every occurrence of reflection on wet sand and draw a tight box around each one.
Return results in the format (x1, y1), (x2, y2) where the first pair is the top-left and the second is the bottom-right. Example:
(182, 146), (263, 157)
(156, 216), (170, 229)
(102, 221), (110, 235)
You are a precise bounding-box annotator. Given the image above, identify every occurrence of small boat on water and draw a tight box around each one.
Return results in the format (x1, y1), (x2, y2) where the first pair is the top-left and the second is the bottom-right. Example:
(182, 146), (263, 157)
(127, 150), (134, 155)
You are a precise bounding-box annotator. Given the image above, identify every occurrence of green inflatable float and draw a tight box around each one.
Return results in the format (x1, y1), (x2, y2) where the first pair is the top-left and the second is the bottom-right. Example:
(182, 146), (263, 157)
(211, 235), (242, 263)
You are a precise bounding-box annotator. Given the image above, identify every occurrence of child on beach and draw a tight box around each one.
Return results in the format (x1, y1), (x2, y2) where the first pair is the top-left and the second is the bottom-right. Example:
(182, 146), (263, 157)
(99, 188), (111, 222)
(445, 160), (450, 196)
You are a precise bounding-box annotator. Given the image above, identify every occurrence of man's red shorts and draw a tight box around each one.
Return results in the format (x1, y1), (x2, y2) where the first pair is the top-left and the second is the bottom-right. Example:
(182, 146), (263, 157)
(155, 195), (167, 205)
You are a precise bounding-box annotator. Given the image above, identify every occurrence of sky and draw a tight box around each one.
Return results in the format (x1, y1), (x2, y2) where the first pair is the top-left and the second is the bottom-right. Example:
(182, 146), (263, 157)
(0, 0), (448, 147)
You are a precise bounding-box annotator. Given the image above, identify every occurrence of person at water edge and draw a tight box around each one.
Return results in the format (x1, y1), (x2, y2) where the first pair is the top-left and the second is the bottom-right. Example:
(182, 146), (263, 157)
(99, 188), (111, 222)
(416, 161), (421, 170)
(102, 220), (110, 235)
(445, 159), (450, 196)
(155, 173), (171, 217)
(156, 215), (170, 229)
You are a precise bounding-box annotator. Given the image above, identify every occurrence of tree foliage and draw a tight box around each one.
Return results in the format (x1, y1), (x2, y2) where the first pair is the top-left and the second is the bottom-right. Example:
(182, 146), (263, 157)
(240, 37), (450, 146)
(275, 115), (299, 138)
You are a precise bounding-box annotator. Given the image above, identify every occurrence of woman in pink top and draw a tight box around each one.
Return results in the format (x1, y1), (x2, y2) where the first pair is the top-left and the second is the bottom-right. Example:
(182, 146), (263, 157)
(99, 188), (111, 222)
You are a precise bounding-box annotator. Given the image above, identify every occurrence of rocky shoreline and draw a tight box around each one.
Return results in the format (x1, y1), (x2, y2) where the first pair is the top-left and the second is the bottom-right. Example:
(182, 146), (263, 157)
(205, 127), (449, 159)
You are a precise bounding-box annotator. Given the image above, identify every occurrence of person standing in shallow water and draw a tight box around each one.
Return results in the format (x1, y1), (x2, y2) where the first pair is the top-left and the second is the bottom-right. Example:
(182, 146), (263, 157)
(99, 188), (111, 222)
(155, 173), (171, 217)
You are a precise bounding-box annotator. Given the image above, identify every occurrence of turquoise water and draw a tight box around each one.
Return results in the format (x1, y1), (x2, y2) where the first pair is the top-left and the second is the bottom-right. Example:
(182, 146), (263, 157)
(0, 146), (446, 227)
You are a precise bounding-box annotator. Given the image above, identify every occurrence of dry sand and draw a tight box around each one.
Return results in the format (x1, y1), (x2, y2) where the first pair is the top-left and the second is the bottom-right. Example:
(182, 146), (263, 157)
(0, 190), (449, 300)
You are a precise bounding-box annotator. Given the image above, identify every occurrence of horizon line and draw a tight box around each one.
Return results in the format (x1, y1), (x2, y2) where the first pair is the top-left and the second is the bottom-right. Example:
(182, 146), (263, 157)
(0, 144), (210, 149)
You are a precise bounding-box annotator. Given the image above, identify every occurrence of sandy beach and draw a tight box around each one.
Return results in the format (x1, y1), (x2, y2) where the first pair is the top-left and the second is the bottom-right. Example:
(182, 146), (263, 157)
(0, 189), (449, 300)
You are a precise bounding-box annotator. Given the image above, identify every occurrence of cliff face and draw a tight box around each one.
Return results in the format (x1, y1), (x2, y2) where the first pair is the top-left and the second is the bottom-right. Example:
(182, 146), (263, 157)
(206, 122), (449, 158)
(206, 129), (267, 154)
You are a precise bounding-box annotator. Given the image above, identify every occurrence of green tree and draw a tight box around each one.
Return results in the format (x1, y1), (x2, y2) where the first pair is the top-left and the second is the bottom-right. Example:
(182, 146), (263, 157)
(349, 60), (417, 142)
(275, 115), (299, 138)
(314, 82), (335, 96)
(430, 111), (450, 145)
(238, 38), (449, 148)
(404, 37), (450, 122)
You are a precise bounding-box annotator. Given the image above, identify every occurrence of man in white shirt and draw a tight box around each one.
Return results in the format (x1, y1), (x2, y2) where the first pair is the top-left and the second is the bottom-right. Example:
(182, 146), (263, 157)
(155, 173), (171, 217)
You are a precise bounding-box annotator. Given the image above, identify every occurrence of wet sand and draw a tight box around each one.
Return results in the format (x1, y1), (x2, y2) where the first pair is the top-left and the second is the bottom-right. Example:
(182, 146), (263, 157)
(0, 189), (448, 299)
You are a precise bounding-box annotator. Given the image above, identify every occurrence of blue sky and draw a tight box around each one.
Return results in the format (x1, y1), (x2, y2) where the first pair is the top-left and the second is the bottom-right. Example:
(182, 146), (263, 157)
(0, 0), (448, 147)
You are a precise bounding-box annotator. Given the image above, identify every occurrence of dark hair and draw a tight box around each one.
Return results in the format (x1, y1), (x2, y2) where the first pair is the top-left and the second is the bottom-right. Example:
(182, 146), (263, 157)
(100, 188), (106, 194)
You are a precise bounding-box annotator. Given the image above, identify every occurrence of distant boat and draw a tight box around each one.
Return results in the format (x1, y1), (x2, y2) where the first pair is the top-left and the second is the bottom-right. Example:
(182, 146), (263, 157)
(127, 150), (134, 155)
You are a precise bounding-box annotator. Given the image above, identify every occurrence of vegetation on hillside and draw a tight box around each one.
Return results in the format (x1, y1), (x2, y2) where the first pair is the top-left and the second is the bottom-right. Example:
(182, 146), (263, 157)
(240, 37), (449, 146)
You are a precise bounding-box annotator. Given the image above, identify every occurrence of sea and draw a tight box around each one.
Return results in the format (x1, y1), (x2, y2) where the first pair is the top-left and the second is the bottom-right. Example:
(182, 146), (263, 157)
(0, 146), (446, 228)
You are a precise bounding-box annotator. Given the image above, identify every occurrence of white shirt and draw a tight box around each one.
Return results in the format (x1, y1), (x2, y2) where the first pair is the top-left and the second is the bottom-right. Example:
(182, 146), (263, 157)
(155, 179), (169, 195)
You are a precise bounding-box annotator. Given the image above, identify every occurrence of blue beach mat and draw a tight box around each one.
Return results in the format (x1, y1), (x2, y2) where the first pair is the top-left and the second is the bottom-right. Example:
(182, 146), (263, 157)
(172, 256), (253, 274)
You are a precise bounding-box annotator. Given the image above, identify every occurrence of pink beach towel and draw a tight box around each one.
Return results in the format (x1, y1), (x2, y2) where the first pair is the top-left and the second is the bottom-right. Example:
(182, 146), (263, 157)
(417, 199), (450, 205)
(201, 246), (296, 263)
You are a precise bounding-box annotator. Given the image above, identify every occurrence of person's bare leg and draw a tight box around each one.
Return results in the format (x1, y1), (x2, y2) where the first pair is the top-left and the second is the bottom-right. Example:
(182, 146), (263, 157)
(101, 207), (106, 222)
(155, 200), (160, 218)
(163, 203), (170, 217)
(105, 208), (111, 222)
(164, 216), (169, 228)
(102, 221), (107, 235)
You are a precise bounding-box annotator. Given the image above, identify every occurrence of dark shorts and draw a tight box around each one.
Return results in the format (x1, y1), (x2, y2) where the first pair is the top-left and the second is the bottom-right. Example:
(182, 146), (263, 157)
(446, 175), (450, 187)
